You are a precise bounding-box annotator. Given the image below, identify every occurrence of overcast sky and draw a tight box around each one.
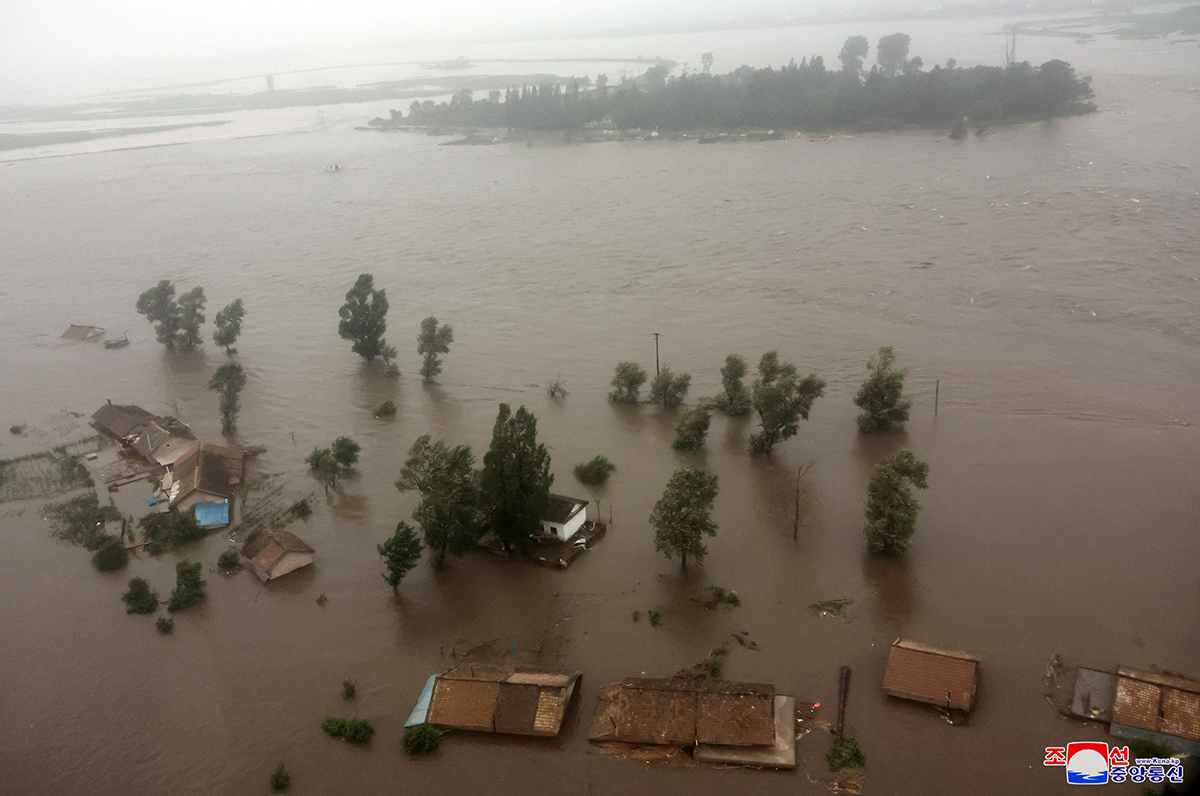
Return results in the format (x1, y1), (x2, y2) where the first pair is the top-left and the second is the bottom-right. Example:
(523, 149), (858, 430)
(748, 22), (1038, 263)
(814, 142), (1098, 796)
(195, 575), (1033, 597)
(3, 0), (877, 102)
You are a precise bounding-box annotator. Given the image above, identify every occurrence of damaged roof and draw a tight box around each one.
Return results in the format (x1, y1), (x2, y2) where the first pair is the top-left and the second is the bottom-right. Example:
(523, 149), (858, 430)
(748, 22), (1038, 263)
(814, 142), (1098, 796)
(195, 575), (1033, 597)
(882, 638), (980, 713)
(168, 442), (243, 505)
(588, 677), (776, 748)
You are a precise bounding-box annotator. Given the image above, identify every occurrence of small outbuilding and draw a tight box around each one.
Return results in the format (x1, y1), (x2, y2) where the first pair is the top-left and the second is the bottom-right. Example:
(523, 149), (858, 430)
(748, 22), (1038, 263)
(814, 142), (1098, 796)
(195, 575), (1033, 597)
(882, 638), (980, 713)
(540, 494), (589, 541)
(242, 530), (315, 582)
(91, 402), (196, 466)
(411, 663), (581, 738)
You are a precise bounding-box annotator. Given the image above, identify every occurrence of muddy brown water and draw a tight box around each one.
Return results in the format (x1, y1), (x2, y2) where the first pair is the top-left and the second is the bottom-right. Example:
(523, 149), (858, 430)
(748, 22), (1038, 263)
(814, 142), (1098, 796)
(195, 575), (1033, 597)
(1, 41), (1198, 796)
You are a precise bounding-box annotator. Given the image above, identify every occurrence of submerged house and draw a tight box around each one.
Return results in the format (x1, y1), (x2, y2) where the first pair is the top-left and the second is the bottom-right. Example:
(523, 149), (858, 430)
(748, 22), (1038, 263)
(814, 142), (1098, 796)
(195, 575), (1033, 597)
(540, 494), (589, 541)
(589, 676), (796, 769)
(882, 638), (981, 714)
(242, 530), (315, 582)
(164, 442), (243, 515)
(1073, 666), (1200, 755)
(408, 663), (581, 738)
(92, 402), (196, 467)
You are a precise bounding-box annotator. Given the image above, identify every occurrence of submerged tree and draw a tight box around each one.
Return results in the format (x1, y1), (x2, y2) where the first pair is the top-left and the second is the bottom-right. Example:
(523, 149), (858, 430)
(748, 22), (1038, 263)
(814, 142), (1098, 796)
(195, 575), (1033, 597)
(213, 298), (245, 354)
(167, 559), (205, 612)
(479, 404), (553, 555)
(863, 449), (930, 554)
(395, 435), (479, 565)
(378, 521), (423, 590)
(712, 354), (751, 416)
(417, 316), (454, 382)
(306, 436), (361, 491)
(649, 367), (691, 408)
(672, 406), (712, 451)
(749, 352), (826, 454)
(651, 467), (719, 569)
(609, 361), (648, 404)
(208, 362), (246, 435)
(338, 273), (389, 362)
(854, 346), (912, 433)
(135, 280), (183, 350)
(175, 287), (207, 353)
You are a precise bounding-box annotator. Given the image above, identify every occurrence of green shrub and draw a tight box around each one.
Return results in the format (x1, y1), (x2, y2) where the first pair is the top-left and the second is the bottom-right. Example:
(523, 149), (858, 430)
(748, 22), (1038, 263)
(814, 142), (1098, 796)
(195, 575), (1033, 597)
(343, 719), (374, 744)
(827, 731), (866, 771)
(573, 455), (616, 486)
(10, 425), (25, 435)
(322, 716), (374, 744)
(402, 724), (442, 755)
(672, 406), (711, 451)
(156, 616), (174, 634)
(342, 679), (356, 699)
(287, 498), (312, 519)
(167, 560), (205, 612)
(695, 586), (740, 609)
(703, 643), (730, 678)
(316, 593), (328, 606)
(122, 577), (159, 614)
(140, 510), (206, 554)
(217, 548), (241, 569)
(647, 609), (662, 627)
(269, 762), (290, 791)
(91, 535), (128, 572)
(321, 716), (348, 739)
(373, 400), (397, 418)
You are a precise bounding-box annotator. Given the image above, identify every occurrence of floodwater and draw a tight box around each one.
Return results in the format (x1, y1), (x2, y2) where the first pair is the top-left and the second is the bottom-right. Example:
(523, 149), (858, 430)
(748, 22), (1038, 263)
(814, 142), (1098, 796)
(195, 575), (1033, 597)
(1, 19), (1198, 796)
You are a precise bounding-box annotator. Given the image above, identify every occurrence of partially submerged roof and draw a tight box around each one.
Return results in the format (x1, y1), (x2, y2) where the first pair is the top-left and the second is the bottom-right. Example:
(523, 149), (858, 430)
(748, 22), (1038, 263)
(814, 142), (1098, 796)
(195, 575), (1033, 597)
(168, 442), (243, 506)
(92, 403), (196, 465)
(423, 663), (581, 738)
(882, 639), (980, 713)
(589, 677), (776, 748)
(1112, 667), (1200, 743)
(62, 324), (104, 340)
(543, 494), (588, 525)
(242, 530), (315, 582)
(93, 403), (159, 439)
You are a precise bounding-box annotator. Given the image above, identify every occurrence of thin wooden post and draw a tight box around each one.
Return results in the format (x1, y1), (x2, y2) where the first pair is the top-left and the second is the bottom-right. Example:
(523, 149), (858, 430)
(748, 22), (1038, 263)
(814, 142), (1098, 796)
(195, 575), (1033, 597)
(837, 665), (851, 735)
(934, 380), (940, 416)
(793, 467), (801, 540)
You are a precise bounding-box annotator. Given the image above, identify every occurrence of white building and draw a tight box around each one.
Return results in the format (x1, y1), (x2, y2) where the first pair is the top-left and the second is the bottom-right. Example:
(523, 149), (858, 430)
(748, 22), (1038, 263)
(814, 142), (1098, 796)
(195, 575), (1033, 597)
(540, 494), (589, 541)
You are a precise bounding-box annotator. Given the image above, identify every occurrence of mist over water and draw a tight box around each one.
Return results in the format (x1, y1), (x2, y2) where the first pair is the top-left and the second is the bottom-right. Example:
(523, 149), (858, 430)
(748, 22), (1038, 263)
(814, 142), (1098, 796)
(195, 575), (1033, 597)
(0, 17), (1197, 796)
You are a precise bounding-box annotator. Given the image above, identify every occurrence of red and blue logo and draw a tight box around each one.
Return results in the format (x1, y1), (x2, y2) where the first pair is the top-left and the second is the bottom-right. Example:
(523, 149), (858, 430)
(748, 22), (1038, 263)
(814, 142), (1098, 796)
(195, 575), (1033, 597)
(1045, 742), (1128, 785)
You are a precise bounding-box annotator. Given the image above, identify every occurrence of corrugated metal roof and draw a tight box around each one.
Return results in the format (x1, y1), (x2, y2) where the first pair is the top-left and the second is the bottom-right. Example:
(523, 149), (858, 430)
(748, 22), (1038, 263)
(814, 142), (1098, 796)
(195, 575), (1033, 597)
(193, 502), (230, 528)
(882, 639), (979, 712)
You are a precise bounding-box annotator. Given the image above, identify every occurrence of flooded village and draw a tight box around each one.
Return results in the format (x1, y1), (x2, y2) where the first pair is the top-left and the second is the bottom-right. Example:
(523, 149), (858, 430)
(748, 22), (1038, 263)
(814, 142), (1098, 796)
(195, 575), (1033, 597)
(2, 8), (1200, 796)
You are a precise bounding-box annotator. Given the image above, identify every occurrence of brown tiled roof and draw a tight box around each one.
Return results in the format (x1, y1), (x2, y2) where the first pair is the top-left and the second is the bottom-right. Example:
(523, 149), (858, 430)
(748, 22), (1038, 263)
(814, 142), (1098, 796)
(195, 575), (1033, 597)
(588, 677), (777, 747)
(882, 639), (980, 712)
(428, 679), (499, 731)
(243, 530), (315, 580)
(169, 442), (243, 504)
(696, 692), (775, 747)
(494, 682), (542, 735)
(426, 665), (580, 737)
(1113, 667), (1200, 742)
(92, 404), (159, 439)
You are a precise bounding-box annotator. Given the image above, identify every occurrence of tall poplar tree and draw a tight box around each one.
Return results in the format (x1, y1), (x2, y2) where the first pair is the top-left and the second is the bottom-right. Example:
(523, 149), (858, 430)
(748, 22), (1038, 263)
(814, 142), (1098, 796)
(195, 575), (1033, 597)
(338, 274), (389, 362)
(651, 467), (719, 569)
(479, 404), (553, 554)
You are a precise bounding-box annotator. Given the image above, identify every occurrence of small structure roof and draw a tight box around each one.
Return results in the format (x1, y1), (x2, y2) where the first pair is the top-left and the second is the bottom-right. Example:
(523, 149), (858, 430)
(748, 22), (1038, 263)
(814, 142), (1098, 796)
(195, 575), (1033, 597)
(193, 501), (230, 528)
(543, 494), (588, 525)
(242, 529), (315, 582)
(1112, 667), (1200, 743)
(882, 638), (980, 713)
(93, 403), (159, 440)
(589, 677), (776, 748)
(62, 324), (104, 340)
(92, 403), (196, 465)
(423, 663), (581, 738)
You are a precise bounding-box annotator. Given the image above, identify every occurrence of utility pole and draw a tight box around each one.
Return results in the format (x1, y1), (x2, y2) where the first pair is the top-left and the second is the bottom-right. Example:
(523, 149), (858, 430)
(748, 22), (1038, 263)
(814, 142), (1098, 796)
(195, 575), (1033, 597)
(652, 332), (661, 376)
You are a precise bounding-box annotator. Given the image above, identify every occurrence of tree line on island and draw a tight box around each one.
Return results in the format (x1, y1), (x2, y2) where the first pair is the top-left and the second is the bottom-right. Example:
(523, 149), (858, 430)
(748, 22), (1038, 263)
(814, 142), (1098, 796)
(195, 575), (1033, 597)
(399, 32), (1094, 135)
